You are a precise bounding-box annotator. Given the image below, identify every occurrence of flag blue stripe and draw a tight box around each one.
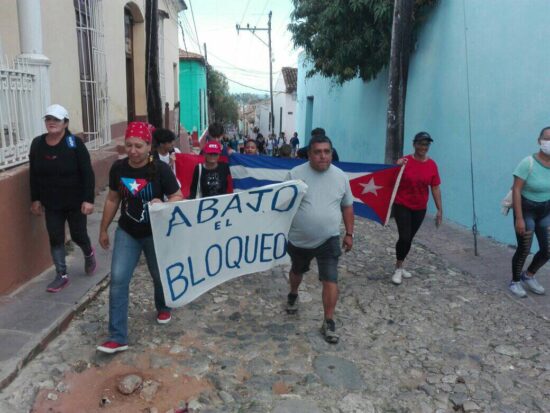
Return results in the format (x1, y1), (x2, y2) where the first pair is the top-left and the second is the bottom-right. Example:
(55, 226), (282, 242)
(353, 201), (383, 224)
(230, 153), (396, 173)
(233, 177), (280, 189)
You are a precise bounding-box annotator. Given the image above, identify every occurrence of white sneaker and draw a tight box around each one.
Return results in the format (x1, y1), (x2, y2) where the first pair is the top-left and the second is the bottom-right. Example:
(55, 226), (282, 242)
(392, 269), (402, 285)
(508, 281), (527, 298)
(401, 269), (412, 278)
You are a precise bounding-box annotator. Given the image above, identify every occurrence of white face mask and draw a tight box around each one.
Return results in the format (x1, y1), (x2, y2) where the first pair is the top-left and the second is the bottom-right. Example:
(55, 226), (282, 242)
(540, 140), (550, 155)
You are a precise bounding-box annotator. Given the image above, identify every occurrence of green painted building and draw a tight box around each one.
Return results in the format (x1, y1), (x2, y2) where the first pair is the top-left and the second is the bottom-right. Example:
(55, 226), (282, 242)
(179, 50), (208, 136)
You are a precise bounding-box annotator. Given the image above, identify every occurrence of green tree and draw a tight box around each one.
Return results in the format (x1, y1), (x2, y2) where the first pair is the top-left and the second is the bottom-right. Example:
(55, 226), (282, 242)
(289, 0), (437, 162)
(207, 67), (239, 124)
(289, 0), (436, 85)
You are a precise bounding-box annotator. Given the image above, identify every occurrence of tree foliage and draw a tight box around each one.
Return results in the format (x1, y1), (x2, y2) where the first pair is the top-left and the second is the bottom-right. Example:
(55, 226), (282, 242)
(289, 0), (437, 84)
(233, 92), (268, 105)
(207, 67), (239, 124)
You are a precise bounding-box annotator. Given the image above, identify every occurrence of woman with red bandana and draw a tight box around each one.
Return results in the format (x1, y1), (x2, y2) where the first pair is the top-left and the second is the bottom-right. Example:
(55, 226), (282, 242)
(97, 122), (183, 354)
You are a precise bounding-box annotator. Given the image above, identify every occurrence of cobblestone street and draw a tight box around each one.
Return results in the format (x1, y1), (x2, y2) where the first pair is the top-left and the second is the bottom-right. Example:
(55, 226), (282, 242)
(1, 216), (550, 413)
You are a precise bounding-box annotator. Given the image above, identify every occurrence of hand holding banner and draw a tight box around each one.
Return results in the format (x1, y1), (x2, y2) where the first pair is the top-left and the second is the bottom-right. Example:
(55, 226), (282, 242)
(149, 180), (308, 307)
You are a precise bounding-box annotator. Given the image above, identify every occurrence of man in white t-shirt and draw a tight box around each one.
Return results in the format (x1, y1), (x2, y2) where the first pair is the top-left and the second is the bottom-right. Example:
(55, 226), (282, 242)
(285, 135), (354, 344)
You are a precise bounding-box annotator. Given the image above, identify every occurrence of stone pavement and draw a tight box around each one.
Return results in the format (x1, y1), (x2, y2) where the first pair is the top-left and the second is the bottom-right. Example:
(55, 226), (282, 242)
(0, 195), (549, 412)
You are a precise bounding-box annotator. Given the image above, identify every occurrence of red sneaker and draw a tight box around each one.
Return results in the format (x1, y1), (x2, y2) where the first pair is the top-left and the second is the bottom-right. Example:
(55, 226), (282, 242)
(96, 341), (128, 354)
(157, 311), (172, 324)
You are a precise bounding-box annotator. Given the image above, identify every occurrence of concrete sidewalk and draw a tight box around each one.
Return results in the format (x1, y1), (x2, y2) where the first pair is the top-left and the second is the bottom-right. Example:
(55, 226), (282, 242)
(0, 190), (114, 389)
(413, 215), (550, 321)
(1, 204), (549, 391)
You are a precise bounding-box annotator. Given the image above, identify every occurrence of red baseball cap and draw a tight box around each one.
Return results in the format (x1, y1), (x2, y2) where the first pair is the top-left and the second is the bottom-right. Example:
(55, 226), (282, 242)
(204, 141), (222, 154)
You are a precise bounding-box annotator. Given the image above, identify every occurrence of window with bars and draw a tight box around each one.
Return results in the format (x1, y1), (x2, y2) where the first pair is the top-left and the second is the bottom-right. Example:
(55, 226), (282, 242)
(74, 0), (111, 149)
(158, 12), (166, 106)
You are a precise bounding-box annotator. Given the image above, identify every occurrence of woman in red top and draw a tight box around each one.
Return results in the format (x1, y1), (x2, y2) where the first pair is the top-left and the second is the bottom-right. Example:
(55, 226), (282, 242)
(392, 132), (443, 285)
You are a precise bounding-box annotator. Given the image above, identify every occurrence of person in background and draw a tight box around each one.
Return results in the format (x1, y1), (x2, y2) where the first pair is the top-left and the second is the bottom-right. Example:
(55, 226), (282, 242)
(229, 135), (239, 152)
(199, 122), (234, 157)
(256, 132), (266, 154)
(96, 122), (183, 354)
(279, 144), (292, 158)
(391, 131), (442, 286)
(285, 135), (354, 344)
(508, 126), (550, 298)
(29, 104), (96, 293)
(266, 134), (274, 156)
(244, 139), (259, 155)
(152, 128), (181, 170)
(270, 133), (281, 156)
(297, 128), (340, 162)
(189, 141), (233, 199)
(290, 132), (299, 157)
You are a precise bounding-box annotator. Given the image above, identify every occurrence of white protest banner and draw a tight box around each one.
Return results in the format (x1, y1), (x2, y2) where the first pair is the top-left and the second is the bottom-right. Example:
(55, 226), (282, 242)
(149, 180), (308, 307)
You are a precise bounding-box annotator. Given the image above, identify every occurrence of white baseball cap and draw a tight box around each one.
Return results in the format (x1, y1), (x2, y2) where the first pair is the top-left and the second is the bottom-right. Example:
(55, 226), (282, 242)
(44, 104), (69, 120)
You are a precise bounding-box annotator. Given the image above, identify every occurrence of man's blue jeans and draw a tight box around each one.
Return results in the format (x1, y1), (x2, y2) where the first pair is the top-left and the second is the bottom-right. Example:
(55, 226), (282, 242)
(108, 227), (169, 344)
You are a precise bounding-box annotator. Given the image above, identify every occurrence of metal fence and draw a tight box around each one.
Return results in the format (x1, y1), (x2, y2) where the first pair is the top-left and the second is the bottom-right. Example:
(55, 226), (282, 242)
(0, 59), (38, 169)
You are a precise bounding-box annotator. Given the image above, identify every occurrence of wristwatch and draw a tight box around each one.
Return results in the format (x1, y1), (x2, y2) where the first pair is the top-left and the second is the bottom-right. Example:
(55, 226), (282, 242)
(345, 232), (353, 238)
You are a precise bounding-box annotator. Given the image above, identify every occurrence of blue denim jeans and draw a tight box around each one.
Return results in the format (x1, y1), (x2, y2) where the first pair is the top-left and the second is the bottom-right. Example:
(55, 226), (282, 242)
(108, 227), (169, 344)
(512, 197), (550, 281)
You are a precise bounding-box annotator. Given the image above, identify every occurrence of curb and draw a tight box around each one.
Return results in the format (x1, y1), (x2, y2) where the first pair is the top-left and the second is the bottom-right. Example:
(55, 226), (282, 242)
(0, 275), (111, 390)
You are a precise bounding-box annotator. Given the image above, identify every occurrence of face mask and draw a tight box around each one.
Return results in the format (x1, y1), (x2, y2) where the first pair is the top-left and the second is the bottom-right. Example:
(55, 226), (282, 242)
(540, 141), (550, 155)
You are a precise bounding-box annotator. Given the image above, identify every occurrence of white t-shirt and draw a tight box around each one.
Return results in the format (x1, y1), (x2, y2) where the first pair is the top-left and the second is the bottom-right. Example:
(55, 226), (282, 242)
(158, 147), (181, 165)
(286, 163), (353, 248)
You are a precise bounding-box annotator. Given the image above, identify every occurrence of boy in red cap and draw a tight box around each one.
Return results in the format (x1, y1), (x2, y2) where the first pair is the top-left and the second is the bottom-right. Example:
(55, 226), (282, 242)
(189, 141), (233, 198)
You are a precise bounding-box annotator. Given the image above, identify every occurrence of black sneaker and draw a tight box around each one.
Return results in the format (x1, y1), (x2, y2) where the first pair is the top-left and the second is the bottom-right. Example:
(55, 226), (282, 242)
(286, 293), (298, 314)
(46, 273), (69, 293)
(84, 247), (96, 275)
(321, 319), (339, 344)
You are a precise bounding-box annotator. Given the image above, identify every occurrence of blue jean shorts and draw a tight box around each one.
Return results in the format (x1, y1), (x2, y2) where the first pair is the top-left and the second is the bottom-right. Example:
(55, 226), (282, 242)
(287, 236), (342, 283)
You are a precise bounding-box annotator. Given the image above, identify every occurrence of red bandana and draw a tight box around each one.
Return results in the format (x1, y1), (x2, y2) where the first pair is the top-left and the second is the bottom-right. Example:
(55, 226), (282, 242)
(125, 122), (153, 143)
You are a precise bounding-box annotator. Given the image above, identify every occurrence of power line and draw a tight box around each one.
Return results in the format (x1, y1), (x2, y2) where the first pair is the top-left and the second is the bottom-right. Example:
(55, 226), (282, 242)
(188, 0), (202, 55)
(239, 0), (253, 26)
(214, 64), (279, 76)
(221, 74), (270, 93)
(181, 14), (200, 49)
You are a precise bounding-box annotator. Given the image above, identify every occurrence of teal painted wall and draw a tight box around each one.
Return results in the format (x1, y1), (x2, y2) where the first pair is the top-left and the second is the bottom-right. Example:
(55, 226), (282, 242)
(296, 0), (550, 246)
(179, 60), (208, 135)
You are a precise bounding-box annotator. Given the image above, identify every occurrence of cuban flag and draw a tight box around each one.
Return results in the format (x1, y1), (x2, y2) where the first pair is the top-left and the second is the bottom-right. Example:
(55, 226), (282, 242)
(175, 153), (403, 225)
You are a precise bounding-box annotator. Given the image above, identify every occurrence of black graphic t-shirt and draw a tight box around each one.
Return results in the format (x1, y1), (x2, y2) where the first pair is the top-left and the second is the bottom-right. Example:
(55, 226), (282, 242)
(109, 158), (180, 238)
(189, 163), (232, 198)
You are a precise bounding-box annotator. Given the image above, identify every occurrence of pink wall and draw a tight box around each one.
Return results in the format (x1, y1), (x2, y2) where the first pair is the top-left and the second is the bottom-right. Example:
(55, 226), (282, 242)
(0, 146), (118, 294)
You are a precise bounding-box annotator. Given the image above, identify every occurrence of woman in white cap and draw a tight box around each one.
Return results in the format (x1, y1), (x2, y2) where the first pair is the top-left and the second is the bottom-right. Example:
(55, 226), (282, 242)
(29, 104), (96, 292)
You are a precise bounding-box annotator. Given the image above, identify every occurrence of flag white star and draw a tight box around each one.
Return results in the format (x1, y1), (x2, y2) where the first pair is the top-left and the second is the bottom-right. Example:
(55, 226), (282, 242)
(360, 178), (383, 196)
(129, 180), (140, 192)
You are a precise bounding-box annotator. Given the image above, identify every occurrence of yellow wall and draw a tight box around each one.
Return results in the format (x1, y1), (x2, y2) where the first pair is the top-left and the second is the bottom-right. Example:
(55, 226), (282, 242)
(42, 0), (83, 133)
(0, 0), (20, 58)
(0, 0), (182, 130)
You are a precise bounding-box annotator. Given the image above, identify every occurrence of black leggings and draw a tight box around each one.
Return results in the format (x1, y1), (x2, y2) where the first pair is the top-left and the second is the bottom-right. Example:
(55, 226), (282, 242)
(511, 198), (550, 281)
(393, 203), (426, 262)
(45, 208), (92, 275)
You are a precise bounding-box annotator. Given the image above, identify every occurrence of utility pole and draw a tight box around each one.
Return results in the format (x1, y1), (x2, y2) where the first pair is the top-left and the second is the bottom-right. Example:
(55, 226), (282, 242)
(204, 42), (209, 126)
(385, 0), (414, 164)
(145, 0), (162, 128)
(236, 11), (274, 133)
